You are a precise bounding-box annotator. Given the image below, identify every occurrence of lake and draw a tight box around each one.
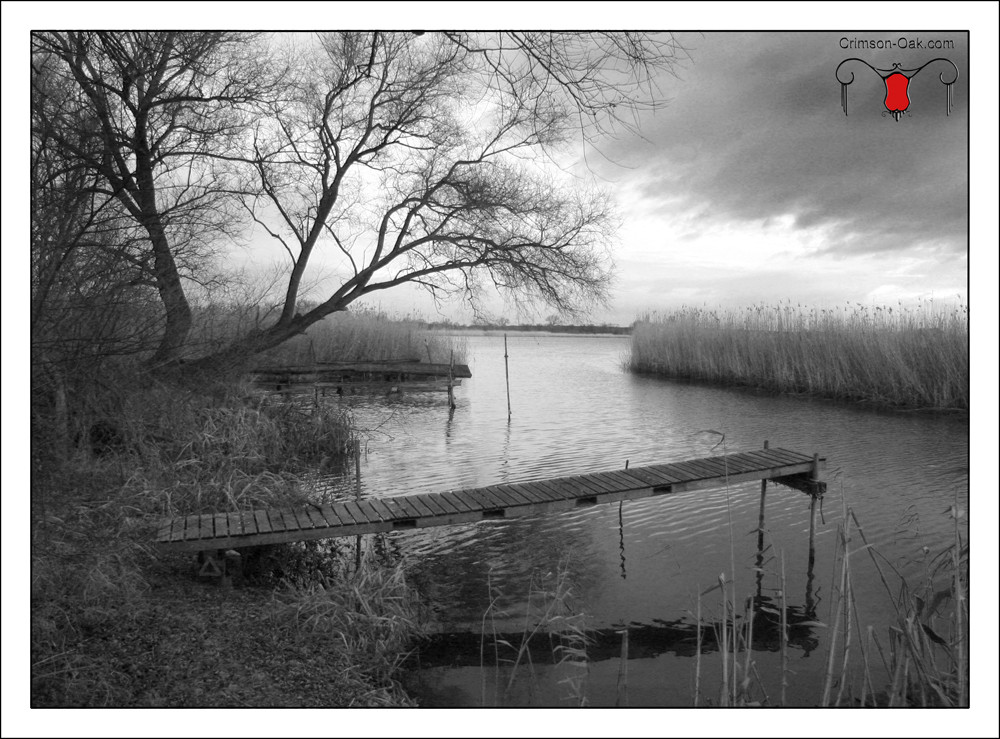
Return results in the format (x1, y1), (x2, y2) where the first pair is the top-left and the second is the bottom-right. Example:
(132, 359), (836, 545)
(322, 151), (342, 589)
(315, 331), (968, 707)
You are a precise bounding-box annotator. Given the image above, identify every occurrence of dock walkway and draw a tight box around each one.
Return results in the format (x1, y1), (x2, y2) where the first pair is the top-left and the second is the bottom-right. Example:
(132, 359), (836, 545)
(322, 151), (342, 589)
(155, 448), (825, 553)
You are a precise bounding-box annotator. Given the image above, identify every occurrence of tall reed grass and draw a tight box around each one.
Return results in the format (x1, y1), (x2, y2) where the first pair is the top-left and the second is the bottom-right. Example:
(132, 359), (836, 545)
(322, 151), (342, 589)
(628, 299), (968, 409)
(479, 559), (592, 706)
(684, 489), (968, 707)
(258, 308), (467, 366)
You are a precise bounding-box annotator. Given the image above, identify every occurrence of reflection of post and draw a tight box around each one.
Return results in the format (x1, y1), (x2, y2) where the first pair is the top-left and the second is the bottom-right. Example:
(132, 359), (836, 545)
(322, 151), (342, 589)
(355, 438), (362, 572)
(756, 441), (769, 597)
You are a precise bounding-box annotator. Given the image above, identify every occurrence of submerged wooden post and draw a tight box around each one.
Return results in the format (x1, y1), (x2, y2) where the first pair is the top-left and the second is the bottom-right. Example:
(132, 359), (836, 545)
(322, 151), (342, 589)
(355, 439), (362, 572)
(504, 333), (511, 421)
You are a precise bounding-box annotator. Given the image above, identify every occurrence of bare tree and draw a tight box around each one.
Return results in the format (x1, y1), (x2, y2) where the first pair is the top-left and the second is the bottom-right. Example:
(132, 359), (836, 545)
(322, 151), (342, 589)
(184, 32), (683, 372)
(32, 32), (685, 375)
(31, 31), (275, 364)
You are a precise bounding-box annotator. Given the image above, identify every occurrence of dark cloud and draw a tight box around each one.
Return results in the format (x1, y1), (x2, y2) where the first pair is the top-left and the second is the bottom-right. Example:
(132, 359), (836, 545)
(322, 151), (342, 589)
(605, 32), (969, 256)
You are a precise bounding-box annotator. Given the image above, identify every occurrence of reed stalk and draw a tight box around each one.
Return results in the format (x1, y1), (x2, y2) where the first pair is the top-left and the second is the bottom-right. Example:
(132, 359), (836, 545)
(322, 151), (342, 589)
(718, 573), (729, 707)
(694, 590), (702, 707)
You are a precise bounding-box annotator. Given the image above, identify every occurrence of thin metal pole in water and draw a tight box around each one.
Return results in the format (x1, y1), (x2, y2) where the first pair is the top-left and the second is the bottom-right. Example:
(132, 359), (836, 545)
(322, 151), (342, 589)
(354, 438), (362, 572)
(503, 333), (511, 421)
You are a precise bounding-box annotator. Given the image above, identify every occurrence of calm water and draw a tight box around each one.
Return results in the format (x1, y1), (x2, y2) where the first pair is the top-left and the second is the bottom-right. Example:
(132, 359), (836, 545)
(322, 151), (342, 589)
(313, 332), (968, 707)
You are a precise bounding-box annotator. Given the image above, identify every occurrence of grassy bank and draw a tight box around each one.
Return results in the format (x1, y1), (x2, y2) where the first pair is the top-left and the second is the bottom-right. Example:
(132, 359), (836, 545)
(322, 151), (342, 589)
(30, 379), (423, 707)
(628, 301), (968, 409)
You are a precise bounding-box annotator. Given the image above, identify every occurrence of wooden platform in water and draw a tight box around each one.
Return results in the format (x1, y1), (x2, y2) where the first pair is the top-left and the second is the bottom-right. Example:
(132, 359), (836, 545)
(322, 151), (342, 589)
(251, 360), (471, 387)
(155, 448), (825, 553)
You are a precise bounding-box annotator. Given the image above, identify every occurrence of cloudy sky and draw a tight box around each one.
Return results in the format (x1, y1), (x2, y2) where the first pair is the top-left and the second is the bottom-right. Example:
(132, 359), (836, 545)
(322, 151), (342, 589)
(358, 27), (972, 325)
(9, 8), (990, 327)
(253, 22), (979, 326)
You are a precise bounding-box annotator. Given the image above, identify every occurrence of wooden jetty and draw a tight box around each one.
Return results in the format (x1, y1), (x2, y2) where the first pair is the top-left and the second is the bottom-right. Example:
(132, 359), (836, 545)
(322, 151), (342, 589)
(155, 448), (825, 555)
(250, 360), (472, 388)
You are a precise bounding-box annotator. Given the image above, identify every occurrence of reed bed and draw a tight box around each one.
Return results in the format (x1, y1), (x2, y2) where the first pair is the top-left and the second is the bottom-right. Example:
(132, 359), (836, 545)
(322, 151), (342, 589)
(628, 299), (968, 409)
(259, 308), (467, 366)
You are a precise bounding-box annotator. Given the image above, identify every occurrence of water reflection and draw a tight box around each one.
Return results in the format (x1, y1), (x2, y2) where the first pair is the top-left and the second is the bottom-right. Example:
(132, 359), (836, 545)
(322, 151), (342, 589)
(410, 591), (823, 668)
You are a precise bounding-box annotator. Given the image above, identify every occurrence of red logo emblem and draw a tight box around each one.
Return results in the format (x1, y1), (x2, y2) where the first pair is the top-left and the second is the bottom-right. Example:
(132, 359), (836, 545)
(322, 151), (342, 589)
(837, 59), (958, 121)
(883, 73), (911, 120)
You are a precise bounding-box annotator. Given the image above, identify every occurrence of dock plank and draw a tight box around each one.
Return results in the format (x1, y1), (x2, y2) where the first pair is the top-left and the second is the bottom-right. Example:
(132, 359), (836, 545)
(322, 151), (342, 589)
(343, 500), (373, 525)
(254, 510), (273, 534)
(367, 498), (398, 521)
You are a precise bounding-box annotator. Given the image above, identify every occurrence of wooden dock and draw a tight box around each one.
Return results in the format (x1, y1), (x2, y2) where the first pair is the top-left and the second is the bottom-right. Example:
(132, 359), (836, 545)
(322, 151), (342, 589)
(251, 360), (472, 388)
(155, 448), (825, 554)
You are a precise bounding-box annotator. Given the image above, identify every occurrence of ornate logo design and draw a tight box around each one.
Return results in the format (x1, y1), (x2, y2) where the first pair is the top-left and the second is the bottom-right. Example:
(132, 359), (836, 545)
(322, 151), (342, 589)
(836, 58), (959, 121)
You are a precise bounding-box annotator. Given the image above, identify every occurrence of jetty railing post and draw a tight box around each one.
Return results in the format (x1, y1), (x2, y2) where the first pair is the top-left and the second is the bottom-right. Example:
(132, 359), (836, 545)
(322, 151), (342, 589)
(354, 438), (362, 572)
(504, 333), (511, 421)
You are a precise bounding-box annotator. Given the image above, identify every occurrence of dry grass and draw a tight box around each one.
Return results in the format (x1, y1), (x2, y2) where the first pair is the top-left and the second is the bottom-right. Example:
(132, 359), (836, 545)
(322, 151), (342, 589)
(30, 379), (420, 707)
(258, 308), (467, 366)
(628, 299), (968, 409)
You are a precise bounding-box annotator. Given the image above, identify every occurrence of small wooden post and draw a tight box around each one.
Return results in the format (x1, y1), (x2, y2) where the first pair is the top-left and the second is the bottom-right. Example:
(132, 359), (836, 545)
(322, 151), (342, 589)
(503, 333), (511, 421)
(424, 337), (433, 364)
(447, 349), (456, 410)
(354, 439), (362, 572)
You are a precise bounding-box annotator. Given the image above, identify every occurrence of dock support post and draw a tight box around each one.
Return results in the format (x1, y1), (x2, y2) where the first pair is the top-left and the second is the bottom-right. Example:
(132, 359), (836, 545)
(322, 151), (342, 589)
(355, 439), (362, 572)
(756, 440), (769, 597)
(806, 453), (822, 571)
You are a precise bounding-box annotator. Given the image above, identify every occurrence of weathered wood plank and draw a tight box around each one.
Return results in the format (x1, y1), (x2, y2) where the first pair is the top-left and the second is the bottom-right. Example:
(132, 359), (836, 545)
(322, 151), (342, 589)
(343, 500), (373, 525)
(570, 475), (611, 497)
(383, 496), (423, 519)
(413, 493), (451, 517)
(447, 490), (485, 513)
(486, 485), (530, 508)
(403, 495), (436, 519)
(506, 482), (552, 505)
(619, 467), (672, 488)
(682, 458), (728, 479)
(424, 492), (462, 515)
(212, 512), (229, 539)
(367, 498), (397, 521)
(466, 487), (511, 510)
(355, 499), (386, 522)
(254, 510), (273, 534)
(600, 470), (651, 490)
